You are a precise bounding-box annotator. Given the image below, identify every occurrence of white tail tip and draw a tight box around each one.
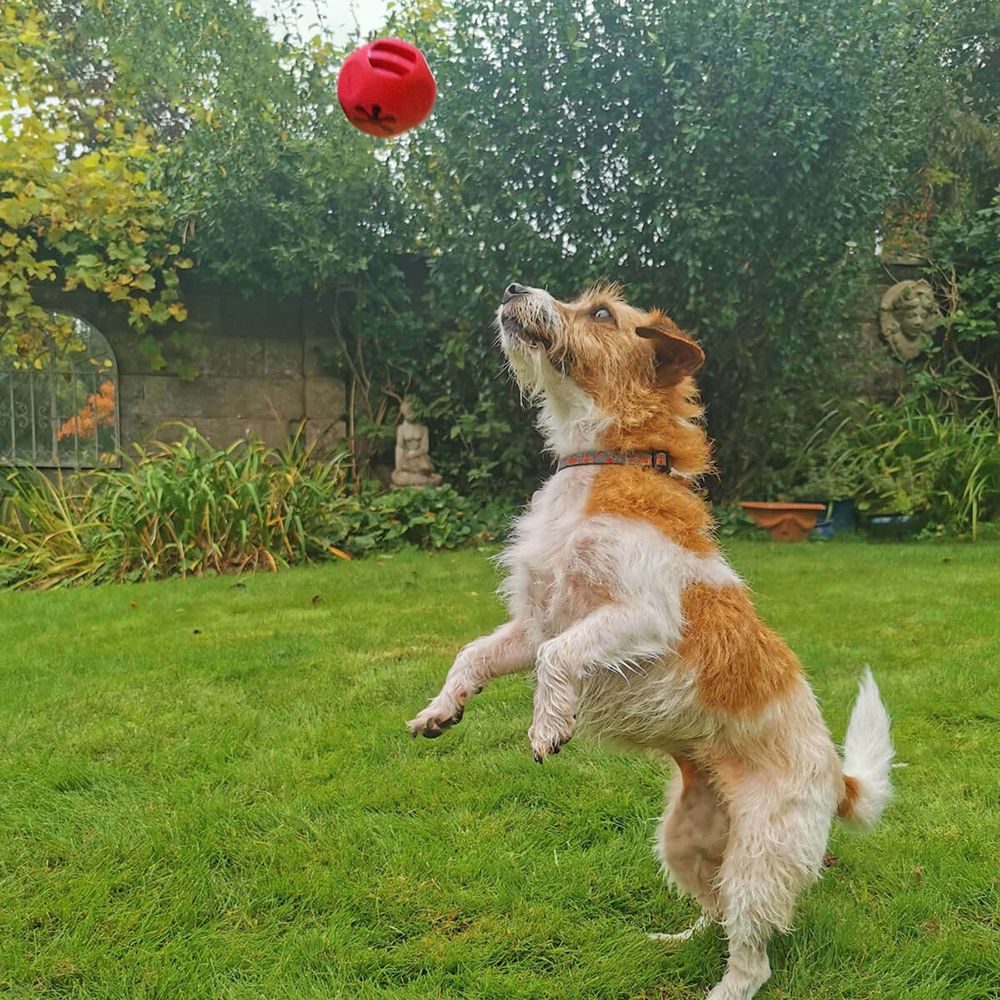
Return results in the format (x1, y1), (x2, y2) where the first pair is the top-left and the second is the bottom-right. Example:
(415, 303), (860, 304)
(840, 667), (894, 829)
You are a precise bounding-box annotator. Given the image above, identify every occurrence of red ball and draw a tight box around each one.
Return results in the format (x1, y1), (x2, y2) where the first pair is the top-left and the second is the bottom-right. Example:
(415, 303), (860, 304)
(337, 39), (436, 138)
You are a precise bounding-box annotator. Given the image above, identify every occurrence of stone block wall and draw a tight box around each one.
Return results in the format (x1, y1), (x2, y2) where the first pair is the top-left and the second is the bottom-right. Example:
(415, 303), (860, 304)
(44, 284), (346, 455)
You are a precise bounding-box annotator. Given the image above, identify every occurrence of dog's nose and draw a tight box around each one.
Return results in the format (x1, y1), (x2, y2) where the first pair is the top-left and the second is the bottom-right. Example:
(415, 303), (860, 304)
(502, 282), (529, 304)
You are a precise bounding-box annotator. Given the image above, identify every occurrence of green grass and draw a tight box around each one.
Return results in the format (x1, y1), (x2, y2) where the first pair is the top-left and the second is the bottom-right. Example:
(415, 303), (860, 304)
(0, 541), (997, 999)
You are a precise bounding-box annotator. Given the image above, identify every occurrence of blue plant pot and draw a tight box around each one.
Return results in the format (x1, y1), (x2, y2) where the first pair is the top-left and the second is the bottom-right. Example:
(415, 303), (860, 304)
(808, 499), (856, 538)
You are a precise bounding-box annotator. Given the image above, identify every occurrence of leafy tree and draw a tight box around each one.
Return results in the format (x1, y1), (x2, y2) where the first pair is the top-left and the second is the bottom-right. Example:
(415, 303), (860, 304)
(13, 0), (992, 505)
(58, 0), (419, 475)
(392, 0), (964, 497)
(0, 0), (190, 369)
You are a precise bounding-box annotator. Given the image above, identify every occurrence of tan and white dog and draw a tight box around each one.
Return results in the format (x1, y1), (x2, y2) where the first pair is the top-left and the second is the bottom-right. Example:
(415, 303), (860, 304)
(408, 283), (893, 1000)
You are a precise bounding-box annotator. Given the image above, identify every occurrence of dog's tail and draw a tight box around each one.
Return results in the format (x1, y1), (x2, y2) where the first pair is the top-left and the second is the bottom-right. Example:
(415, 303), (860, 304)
(836, 667), (894, 829)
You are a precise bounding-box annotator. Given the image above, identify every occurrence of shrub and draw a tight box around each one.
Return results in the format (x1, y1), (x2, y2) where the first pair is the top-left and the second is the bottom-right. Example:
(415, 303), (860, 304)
(818, 400), (1000, 537)
(348, 484), (510, 554)
(0, 427), (510, 589)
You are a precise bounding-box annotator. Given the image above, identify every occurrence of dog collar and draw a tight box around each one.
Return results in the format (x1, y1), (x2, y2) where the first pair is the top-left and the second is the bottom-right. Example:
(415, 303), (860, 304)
(556, 450), (675, 474)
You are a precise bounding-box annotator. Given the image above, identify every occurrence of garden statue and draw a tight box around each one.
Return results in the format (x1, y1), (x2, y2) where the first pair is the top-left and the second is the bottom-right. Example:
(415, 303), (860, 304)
(391, 400), (442, 488)
(879, 280), (940, 360)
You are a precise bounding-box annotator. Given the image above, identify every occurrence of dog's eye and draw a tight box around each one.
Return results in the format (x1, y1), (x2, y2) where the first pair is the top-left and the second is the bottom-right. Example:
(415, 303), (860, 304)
(593, 307), (612, 320)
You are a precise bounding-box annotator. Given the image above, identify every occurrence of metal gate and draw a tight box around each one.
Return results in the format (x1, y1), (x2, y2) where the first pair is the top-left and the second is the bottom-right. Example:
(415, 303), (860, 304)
(0, 314), (120, 468)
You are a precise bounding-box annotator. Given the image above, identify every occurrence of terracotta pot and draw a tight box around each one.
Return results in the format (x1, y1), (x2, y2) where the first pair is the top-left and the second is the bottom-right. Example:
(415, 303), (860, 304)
(739, 502), (827, 543)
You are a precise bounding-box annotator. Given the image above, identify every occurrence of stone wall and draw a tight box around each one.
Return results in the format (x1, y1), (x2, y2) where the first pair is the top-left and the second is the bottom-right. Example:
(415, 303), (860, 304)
(44, 284), (346, 454)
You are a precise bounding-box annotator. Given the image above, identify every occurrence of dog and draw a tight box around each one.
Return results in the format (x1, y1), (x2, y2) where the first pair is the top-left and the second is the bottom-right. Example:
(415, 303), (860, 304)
(408, 282), (893, 1000)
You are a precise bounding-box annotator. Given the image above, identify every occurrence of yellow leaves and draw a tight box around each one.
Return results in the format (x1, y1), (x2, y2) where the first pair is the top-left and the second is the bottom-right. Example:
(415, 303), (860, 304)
(0, 200), (32, 226)
(17, 20), (41, 45)
(1, 0), (190, 359)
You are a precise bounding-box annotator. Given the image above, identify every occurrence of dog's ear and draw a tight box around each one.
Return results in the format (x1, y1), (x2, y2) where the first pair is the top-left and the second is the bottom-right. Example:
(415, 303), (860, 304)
(635, 311), (705, 386)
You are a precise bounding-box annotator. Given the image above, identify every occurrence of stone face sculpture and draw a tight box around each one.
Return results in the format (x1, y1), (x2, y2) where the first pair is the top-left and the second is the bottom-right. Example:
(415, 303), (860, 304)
(879, 280), (940, 360)
(390, 400), (442, 488)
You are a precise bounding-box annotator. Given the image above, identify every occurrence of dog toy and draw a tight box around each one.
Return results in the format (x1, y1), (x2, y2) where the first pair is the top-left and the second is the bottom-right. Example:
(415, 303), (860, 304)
(337, 39), (436, 137)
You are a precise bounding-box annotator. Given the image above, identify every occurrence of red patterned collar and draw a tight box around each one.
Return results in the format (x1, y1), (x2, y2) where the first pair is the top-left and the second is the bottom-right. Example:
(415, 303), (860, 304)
(556, 450), (675, 474)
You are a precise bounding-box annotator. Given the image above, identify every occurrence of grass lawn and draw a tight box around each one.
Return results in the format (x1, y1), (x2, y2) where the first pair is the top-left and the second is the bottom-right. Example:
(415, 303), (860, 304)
(0, 541), (997, 999)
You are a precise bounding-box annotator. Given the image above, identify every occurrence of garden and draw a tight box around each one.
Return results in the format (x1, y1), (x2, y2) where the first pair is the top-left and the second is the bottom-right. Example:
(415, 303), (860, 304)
(1, 0), (999, 997)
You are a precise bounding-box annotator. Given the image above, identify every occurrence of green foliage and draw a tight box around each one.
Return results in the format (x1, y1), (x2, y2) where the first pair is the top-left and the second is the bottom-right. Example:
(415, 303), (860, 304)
(391, 0), (950, 498)
(0, 426), (509, 589)
(813, 400), (1000, 537)
(921, 194), (1000, 423)
(713, 502), (759, 539)
(12, 0), (997, 507)
(881, 0), (1000, 258)
(350, 483), (509, 554)
(0, 0), (190, 369)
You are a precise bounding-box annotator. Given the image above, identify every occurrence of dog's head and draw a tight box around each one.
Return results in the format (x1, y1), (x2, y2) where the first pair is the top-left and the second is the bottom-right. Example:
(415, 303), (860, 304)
(496, 283), (709, 467)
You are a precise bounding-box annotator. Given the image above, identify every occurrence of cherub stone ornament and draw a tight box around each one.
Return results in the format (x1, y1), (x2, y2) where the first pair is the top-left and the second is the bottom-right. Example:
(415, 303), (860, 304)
(390, 400), (442, 489)
(879, 280), (940, 360)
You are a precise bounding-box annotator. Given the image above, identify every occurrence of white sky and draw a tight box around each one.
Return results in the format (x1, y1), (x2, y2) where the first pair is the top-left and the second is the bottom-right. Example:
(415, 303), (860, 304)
(249, 0), (391, 43)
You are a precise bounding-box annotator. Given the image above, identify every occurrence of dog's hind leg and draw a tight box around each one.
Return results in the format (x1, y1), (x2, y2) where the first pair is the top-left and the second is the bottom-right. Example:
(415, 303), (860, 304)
(706, 764), (833, 1000)
(650, 759), (728, 946)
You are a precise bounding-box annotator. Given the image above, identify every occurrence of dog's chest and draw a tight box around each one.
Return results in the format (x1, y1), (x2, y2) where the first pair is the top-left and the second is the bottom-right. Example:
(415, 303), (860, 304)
(502, 469), (606, 633)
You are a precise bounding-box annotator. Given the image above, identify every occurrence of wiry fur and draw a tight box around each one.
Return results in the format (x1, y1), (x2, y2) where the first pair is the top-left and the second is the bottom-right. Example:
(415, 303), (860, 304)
(840, 667), (895, 828)
(408, 284), (893, 1000)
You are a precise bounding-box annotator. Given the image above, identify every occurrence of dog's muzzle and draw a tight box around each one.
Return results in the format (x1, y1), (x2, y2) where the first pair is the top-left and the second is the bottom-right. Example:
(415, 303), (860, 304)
(498, 283), (556, 349)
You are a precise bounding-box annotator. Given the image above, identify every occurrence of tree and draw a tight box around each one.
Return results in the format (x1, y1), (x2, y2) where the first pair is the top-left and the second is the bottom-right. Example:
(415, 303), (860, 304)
(56, 0), (418, 474)
(392, 0), (959, 497)
(0, 0), (190, 370)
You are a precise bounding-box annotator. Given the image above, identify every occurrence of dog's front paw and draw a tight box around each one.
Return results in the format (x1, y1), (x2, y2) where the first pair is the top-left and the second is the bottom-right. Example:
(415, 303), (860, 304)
(407, 693), (464, 739)
(528, 713), (573, 763)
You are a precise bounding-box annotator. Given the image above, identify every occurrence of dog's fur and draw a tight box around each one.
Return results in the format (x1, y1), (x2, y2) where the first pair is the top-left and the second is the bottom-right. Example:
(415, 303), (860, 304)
(408, 284), (894, 1000)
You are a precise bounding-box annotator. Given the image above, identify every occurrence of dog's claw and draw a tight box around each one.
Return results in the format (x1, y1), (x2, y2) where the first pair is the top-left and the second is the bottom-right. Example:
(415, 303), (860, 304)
(407, 697), (465, 740)
(533, 752), (544, 764)
(529, 717), (573, 763)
